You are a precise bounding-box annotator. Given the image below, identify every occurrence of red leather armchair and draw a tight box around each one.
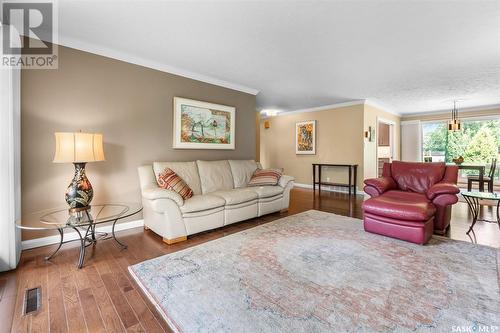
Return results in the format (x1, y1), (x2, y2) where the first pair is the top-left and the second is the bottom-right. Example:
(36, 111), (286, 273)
(362, 161), (459, 244)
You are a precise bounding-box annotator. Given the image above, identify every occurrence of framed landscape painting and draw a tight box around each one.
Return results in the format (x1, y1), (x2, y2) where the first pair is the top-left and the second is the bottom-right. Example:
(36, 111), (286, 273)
(296, 120), (316, 154)
(173, 97), (236, 149)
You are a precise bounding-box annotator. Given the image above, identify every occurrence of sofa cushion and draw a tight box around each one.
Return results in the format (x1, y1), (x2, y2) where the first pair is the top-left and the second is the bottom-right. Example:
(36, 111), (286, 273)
(179, 194), (226, 214)
(228, 160), (259, 188)
(196, 160), (234, 194)
(362, 190), (436, 221)
(153, 161), (202, 195)
(248, 168), (283, 186)
(391, 161), (445, 193)
(212, 189), (258, 206)
(156, 168), (193, 200)
(250, 186), (284, 198)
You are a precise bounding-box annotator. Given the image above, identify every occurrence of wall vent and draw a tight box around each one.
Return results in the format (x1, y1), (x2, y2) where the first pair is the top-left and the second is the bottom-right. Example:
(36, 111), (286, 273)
(23, 287), (41, 315)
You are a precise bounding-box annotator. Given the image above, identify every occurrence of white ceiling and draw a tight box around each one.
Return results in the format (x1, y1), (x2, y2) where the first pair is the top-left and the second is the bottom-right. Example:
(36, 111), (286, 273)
(56, 0), (500, 115)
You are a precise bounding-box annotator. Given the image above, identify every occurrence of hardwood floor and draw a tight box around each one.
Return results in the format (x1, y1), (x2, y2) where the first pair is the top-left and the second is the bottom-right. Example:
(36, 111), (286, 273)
(0, 187), (498, 333)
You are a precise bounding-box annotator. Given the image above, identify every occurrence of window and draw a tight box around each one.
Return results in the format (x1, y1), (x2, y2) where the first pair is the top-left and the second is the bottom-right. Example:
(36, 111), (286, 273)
(422, 118), (500, 183)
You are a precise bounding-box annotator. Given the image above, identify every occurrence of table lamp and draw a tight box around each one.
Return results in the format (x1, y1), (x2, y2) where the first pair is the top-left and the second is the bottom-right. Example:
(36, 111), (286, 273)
(53, 132), (105, 212)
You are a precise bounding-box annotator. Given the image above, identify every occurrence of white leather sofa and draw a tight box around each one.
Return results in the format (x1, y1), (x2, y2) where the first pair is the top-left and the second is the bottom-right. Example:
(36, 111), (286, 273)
(138, 160), (294, 244)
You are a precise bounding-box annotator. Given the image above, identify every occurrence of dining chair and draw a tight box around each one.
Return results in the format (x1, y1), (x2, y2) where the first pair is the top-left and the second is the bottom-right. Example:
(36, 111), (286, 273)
(467, 158), (497, 193)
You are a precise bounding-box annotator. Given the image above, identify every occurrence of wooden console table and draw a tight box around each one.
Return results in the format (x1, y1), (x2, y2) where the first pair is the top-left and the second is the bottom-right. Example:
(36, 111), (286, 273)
(312, 163), (358, 195)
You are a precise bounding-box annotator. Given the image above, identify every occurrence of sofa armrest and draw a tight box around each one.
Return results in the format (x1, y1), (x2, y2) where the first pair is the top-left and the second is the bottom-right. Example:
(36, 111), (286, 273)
(363, 177), (397, 195)
(278, 175), (295, 188)
(142, 186), (184, 206)
(427, 183), (460, 201)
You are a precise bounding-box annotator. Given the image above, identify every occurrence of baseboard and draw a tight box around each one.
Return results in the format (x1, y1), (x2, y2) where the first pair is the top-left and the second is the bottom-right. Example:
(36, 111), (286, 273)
(21, 219), (145, 250)
(294, 182), (364, 196)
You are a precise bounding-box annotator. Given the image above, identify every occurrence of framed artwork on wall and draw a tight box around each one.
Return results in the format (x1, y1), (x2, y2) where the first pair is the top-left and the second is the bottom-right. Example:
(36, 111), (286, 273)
(173, 97), (236, 150)
(295, 120), (316, 154)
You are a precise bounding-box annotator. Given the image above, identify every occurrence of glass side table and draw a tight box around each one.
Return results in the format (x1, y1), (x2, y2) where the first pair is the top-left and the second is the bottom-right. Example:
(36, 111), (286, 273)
(17, 203), (142, 268)
(461, 192), (500, 235)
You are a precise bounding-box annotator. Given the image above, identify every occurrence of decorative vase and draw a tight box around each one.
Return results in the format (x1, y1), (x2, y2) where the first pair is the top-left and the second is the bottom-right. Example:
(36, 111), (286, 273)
(452, 156), (464, 165)
(65, 162), (93, 212)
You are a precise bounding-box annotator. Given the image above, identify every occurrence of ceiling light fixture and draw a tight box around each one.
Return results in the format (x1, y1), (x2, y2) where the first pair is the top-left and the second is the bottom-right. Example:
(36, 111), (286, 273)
(448, 100), (461, 132)
(262, 109), (280, 117)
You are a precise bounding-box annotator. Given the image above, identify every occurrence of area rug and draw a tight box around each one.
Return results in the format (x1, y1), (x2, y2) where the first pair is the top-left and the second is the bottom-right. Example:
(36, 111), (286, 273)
(128, 210), (500, 333)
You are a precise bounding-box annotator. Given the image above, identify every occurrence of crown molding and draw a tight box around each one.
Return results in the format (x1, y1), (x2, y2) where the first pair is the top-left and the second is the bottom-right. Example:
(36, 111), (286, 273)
(401, 120), (421, 125)
(290, 100), (366, 114)
(260, 99), (403, 119)
(403, 103), (500, 118)
(260, 100), (365, 119)
(56, 35), (260, 96)
(364, 99), (401, 117)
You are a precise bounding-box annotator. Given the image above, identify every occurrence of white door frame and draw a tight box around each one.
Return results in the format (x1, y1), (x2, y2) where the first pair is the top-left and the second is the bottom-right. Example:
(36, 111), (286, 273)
(0, 24), (22, 271)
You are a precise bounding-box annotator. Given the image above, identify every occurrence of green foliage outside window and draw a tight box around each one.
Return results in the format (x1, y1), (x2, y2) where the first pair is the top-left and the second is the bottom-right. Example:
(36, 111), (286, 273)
(422, 119), (500, 165)
(463, 127), (498, 163)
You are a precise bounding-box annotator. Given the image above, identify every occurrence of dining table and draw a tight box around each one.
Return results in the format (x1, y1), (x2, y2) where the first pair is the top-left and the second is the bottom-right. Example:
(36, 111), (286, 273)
(446, 163), (486, 192)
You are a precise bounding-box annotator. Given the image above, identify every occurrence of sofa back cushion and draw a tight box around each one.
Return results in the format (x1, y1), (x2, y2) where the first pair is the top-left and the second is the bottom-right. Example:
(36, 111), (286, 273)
(228, 160), (259, 188)
(391, 161), (445, 193)
(153, 161), (202, 195)
(196, 160), (234, 194)
(138, 165), (158, 190)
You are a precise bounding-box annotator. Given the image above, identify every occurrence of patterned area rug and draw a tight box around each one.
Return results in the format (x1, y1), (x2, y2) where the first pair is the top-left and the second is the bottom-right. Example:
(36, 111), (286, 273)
(129, 210), (500, 333)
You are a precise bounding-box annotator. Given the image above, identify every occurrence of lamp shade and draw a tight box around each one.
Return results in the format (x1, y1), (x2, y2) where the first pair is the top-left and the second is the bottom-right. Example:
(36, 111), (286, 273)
(53, 132), (105, 163)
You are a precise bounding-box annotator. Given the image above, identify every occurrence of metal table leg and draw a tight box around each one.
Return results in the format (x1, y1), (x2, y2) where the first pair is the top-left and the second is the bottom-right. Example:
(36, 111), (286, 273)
(312, 164), (316, 193)
(348, 166), (352, 196)
(111, 219), (127, 249)
(318, 166), (322, 193)
(71, 226), (87, 269)
(463, 196), (480, 235)
(497, 200), (500, 230)
(45, 228), (64, 261)
(84, 210), (97, 243)
(353, 165), (357, 196)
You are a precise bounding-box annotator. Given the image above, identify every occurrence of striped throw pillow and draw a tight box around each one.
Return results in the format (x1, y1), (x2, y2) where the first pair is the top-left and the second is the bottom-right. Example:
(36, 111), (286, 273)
(157, 168), (193, 200)
(247, 168), (283, 186)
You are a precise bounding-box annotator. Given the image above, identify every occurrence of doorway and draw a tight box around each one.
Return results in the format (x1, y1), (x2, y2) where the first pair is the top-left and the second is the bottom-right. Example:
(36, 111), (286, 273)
(377, 119), (394, 176)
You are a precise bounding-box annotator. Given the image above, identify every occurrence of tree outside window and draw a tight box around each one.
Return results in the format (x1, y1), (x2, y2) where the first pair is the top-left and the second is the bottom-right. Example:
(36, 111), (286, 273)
(422, 119), (500, 180)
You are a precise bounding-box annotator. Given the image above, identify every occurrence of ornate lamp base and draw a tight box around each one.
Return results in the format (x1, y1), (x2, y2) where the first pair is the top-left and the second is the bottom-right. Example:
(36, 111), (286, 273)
(68, 206), (91, 214)
(66, 162), (93, 212)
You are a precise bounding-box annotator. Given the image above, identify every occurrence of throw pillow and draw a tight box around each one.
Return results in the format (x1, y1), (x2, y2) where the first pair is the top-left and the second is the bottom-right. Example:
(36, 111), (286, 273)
(157, 168), (194, 200)
(247, 168), (283, 186)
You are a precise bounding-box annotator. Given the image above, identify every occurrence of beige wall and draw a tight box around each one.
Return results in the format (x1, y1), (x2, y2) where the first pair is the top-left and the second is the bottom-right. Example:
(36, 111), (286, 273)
(259, 103), (401, 189)
(21, 45), (256, 240)
(260, 104), (365, 187)
(363, 104), (401, 179)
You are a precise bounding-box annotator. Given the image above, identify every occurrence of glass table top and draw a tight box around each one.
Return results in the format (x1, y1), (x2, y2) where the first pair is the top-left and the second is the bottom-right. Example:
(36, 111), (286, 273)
(17, 203), (143, 230)
(461, 192), (500, 200)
